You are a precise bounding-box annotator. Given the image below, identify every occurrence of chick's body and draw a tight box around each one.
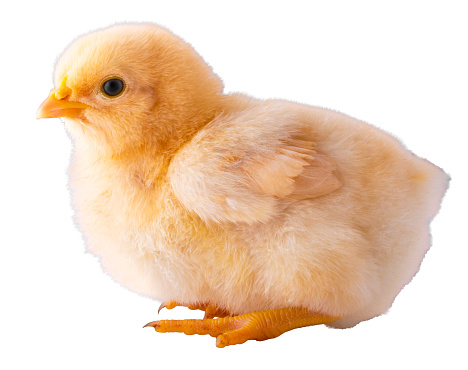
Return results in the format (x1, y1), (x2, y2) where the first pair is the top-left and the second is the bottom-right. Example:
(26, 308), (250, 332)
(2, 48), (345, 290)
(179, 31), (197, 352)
(40, 24), (448, 339)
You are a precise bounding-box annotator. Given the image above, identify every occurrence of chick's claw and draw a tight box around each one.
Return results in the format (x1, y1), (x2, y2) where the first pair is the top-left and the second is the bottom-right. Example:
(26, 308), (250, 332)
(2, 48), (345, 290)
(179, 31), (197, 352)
(145, 307), (340, 348)
(158, 300), (230, 319)
(145, 317), (243, 338)
(157, 300), (179, 314)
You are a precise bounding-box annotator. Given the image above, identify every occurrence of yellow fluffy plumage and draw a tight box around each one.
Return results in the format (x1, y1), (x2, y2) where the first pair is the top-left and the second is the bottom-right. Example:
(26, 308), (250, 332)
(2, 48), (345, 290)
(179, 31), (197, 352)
(37, 23), (448, 346)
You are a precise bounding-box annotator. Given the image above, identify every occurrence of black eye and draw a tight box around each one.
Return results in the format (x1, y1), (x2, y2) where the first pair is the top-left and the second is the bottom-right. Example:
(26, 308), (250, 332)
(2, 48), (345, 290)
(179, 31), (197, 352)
(101, 78), (125, 97)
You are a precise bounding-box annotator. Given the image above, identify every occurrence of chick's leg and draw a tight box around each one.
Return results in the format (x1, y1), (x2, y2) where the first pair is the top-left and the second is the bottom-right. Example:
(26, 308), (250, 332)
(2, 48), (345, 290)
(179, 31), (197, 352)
(158, 300), (230, 319)
(145, 307), (339, 348)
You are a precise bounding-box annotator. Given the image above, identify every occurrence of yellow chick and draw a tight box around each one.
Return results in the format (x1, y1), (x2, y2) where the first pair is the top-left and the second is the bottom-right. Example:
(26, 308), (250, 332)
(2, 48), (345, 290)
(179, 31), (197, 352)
(37, 23), (448, 348)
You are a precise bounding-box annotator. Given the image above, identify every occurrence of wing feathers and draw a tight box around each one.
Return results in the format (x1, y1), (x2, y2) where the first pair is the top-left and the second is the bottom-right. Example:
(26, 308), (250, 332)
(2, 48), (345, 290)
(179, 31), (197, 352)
(244, 139), (341, 199)
(289, 153), (342, 199)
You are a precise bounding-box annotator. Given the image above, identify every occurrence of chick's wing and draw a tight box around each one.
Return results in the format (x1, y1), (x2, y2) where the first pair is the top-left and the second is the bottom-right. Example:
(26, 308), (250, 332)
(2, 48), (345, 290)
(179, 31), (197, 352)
(168, 100), (341, 224)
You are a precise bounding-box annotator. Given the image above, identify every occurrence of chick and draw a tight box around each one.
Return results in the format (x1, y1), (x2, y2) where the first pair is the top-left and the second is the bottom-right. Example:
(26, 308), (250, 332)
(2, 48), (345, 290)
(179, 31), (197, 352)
(37, 23), (448, 347)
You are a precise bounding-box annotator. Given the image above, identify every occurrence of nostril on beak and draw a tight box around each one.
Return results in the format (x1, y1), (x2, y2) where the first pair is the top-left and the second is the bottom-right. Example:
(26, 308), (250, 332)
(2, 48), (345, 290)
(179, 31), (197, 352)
(54, 86), (72, 100)
(54, 76), (72, 100)
(55, 89), (71, 100)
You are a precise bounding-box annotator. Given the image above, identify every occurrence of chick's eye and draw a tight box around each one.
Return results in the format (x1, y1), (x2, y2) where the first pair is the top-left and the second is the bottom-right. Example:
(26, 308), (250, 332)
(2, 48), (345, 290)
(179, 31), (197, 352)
(101, 78), (125, 97)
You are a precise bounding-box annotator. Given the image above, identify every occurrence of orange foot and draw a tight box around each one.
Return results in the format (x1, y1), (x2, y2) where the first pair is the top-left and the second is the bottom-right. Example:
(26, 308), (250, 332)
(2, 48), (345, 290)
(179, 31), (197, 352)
(145, 306), (339, 348)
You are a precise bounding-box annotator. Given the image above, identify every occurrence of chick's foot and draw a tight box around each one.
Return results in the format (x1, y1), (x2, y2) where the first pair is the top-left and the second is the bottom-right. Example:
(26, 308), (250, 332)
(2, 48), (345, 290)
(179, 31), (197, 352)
(158, 300), (230, 319)
(144, 307), (339, 347)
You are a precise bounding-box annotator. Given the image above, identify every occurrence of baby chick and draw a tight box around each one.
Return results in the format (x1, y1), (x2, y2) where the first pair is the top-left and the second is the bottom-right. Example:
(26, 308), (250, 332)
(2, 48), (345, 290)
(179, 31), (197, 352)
(37, 23), (448, 347)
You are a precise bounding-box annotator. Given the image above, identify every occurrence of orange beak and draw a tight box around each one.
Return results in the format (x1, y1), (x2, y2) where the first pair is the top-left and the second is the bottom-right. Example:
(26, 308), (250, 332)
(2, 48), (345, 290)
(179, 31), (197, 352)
(37, 77), (89, 119)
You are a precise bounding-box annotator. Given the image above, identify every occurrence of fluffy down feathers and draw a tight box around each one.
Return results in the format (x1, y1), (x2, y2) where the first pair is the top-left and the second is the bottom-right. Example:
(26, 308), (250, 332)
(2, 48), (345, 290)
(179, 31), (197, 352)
(42, 23), (448, 329)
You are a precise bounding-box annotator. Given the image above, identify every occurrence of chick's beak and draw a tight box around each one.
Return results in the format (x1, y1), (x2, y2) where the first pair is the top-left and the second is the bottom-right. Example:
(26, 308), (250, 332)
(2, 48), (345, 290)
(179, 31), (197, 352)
(37, 77), (89, 119)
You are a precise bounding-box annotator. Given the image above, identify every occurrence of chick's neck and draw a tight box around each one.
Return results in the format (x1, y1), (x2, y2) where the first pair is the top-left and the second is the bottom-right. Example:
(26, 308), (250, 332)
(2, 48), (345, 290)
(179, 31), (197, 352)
(76, 97), (224, 187)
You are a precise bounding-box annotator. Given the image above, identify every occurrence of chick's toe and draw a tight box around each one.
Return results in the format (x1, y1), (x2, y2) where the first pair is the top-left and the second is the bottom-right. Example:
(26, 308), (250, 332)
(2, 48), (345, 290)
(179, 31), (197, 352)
(158, 301), (231, 319)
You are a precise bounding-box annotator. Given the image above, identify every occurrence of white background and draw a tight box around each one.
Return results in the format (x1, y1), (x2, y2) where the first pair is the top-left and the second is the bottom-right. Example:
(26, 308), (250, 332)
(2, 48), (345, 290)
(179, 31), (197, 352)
(1, 1), (466, 368)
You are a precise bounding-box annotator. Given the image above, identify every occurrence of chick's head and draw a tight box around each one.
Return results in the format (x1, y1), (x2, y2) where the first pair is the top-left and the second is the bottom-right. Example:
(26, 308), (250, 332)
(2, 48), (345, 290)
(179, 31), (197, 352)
(38, 24), (224, 154)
